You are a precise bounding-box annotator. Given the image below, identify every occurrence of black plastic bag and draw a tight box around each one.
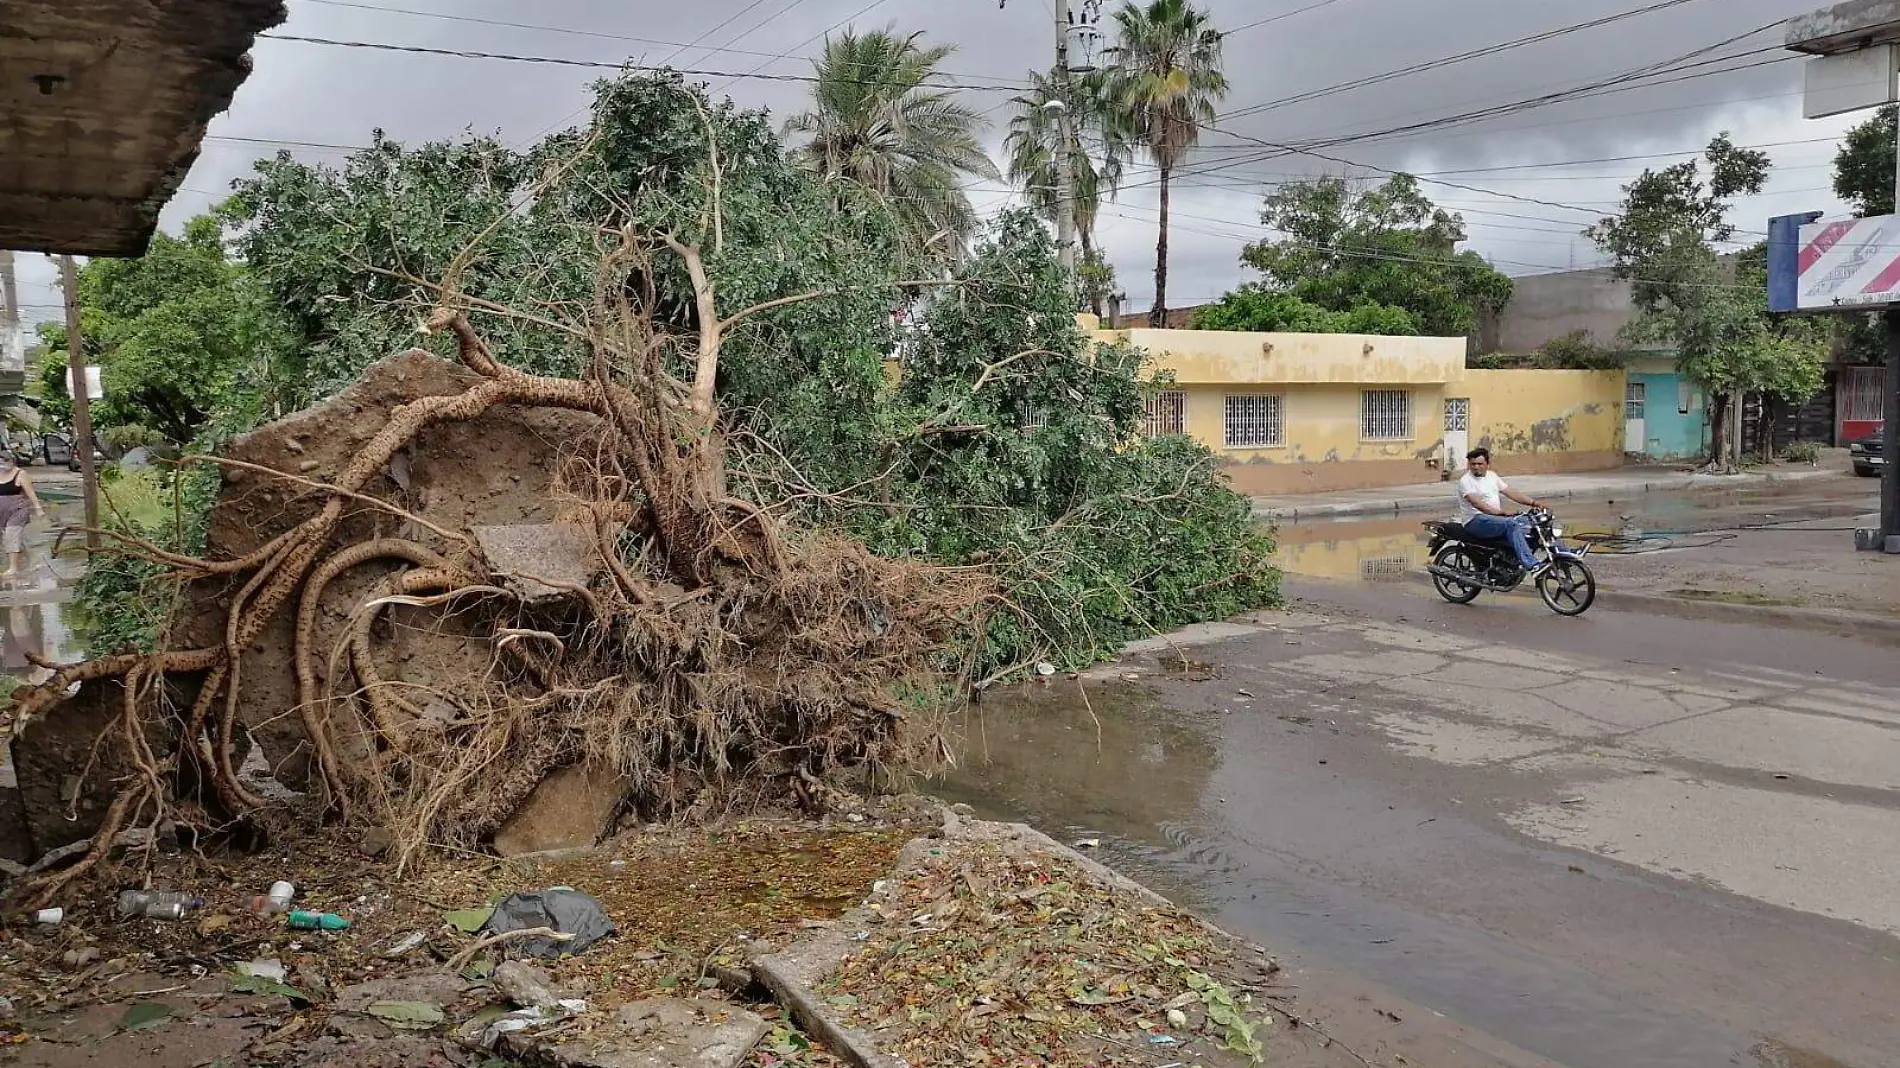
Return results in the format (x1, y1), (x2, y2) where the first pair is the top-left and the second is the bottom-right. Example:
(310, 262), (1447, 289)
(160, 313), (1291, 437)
(482, 888), (615, 958)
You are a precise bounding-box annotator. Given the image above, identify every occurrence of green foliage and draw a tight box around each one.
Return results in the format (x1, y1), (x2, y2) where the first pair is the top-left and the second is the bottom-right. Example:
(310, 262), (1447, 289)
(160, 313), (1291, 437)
(874, 212), (1278, 671)
(1190, 285), (1419, 335)
(1782, 440), (1822, 464)
(72, 465), (217, 656)
(1004, 66), (1127, 252)
(1834, 105), (1896, 218)
(1587, 135), (1826, 466)
(1471, 330), (1627, 370)
(1240, 174), (1513, 337)
(781, 28), (1000, 267)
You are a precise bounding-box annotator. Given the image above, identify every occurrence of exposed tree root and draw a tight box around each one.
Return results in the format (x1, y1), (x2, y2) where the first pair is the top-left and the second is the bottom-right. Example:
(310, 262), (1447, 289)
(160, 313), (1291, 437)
(6, 229), (989, 896)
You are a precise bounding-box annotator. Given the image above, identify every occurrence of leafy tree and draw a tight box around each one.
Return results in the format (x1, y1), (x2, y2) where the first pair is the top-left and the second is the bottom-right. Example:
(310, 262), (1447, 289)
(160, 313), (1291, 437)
(1238, 174), (1512, 337)
(1833, 104), (1896, 217)
(1098, 0), (1228, 327)
(781, 27), (999, 267)
(881, 210), (1277, 665)
(1588, 135), (1828, 468)
(1004, 66), (1128, 314)
(1190, 285), (1418, 335)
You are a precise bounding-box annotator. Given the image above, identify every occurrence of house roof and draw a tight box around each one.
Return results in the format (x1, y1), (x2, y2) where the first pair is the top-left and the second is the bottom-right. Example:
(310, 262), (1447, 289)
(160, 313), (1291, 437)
(0, 1), (286, 256)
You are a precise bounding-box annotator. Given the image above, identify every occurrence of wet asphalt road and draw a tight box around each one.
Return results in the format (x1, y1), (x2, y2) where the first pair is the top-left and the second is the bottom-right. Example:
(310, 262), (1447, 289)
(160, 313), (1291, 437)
(941, 486), (1900, 1068)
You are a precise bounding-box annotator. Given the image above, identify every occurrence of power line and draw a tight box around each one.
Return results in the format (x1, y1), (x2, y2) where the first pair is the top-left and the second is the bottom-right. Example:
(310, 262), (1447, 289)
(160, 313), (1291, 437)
(1218, 0), (1716, 123)
(708, 0), (899, 95)
(659, 0), (781, 68)
(1227, 0), (1360, 36)
(258, 32), (1025, 91)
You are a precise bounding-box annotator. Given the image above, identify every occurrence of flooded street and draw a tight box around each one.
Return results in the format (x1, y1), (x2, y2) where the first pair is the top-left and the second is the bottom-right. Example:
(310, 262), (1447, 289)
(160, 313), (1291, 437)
(940, 481), (1900, 1068)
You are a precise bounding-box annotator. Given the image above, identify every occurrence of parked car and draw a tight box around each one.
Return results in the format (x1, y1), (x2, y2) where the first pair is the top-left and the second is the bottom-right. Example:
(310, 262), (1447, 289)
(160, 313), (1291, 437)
(1850, 423), (1885, 477)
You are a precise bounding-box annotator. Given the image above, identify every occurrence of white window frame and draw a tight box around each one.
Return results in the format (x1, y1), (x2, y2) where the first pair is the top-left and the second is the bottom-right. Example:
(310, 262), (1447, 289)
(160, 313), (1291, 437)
(1223, 393), (1284, 449)
(1360, 389), (1414, 441)
(1142, 390), (1187, 437)
(1020, 403), (1049, 431)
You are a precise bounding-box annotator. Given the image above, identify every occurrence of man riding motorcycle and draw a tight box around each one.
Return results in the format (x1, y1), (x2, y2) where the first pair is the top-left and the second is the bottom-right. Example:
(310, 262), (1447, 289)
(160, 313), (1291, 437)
(1455, 447), (1546, 579)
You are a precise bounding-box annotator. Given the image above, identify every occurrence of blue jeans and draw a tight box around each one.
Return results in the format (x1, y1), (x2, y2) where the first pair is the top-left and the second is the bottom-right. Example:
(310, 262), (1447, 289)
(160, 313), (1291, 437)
(1464, 514), (1540, 571)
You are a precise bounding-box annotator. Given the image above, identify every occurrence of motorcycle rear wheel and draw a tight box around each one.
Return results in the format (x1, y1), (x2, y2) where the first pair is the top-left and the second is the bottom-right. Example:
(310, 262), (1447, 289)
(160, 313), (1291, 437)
(1537, 556), (1596, 616)
(1431, 546), (1482, 604)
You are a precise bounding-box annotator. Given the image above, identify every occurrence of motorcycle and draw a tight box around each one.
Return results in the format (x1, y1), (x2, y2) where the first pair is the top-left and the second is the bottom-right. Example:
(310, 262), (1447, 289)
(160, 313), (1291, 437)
(1422, 508), (1597, 617)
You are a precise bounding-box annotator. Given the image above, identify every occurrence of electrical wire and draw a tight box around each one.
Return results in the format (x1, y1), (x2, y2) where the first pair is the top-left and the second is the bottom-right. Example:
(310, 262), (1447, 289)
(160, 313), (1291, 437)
(1227, 0), (1361, 36)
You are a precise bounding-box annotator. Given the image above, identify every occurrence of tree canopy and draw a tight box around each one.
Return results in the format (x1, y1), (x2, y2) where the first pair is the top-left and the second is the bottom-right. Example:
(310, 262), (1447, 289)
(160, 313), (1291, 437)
(1190, 285), (1418, 335)
(1236, 174), (1513, 338)
(1833, 104), (1896, 218)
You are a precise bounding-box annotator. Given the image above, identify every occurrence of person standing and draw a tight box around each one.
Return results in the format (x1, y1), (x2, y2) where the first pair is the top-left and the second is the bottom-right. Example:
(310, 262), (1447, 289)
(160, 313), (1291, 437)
(0, 456), (46, 582)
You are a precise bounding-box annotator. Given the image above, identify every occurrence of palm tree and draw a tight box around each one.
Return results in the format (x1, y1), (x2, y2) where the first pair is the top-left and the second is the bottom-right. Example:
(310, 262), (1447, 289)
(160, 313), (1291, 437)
(1004, 68), (1128, 316)
(783, 28), (1000, 267)
(1098, 0), (1227, 326)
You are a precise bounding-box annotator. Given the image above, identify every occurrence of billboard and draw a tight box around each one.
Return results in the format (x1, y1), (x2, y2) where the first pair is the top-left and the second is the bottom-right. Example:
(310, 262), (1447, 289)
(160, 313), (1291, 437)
(1768, 211), (1900, 313)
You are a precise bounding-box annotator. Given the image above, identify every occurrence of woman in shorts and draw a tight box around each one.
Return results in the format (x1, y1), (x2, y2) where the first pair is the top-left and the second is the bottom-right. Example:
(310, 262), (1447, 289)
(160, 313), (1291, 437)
(0, 456), (46, 582)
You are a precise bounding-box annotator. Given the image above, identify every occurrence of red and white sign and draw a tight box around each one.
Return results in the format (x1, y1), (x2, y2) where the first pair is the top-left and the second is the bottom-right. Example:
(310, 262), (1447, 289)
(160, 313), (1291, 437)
(1796, 214), (1900, 310)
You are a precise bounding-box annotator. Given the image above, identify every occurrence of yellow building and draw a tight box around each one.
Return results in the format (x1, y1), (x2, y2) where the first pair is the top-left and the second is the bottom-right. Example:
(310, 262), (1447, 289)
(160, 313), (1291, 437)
(1089, 321), (1626, 496)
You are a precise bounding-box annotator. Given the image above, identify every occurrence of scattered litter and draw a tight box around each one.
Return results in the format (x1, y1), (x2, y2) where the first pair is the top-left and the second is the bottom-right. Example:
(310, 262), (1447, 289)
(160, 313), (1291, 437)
(871, 880), (890, 895)
(474, 1008), (546, 1049)
(1166, 1008), (1189, 1028)
(382, 931), (427, 958)
(1035, 662), (1057, 677)
(1150, 1034), (1179, 1045)
(34, 908), (62, 926)
(1073, 838), (1101, 850)
(1236, 689), (1255, 699)
(250, 880), (296, 915)
(366, 1001), (445, 1030)
(117, 890), (203, 920)
(845, 812), (867, 824)
(238, 959), (288, 983)
(288, 910), (351, 931)
(1773, 773), (1791, 781)
(484, 888), (615, 958)
(1558, 797), (1586, 805)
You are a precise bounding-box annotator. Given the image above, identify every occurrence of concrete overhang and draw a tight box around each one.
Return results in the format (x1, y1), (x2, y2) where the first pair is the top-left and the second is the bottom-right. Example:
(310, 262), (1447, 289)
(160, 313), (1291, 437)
(1787, 0), (1900, 55)
(0, 1), (287, 257)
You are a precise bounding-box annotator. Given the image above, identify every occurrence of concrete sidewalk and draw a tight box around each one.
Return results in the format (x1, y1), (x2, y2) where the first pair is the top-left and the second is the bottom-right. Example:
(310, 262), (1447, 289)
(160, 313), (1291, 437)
(1253, 461), (1853, 521)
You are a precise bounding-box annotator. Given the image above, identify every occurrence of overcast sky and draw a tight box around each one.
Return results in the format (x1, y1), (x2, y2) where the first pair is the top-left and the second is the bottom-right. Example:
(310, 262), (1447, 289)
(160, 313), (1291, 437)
(10, 0), (1877, 325)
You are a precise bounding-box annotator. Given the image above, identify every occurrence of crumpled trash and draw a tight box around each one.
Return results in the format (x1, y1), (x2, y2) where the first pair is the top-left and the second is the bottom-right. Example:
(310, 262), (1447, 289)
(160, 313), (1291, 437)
(470, 999), (590, 1050)
(482, 888), (615, 958)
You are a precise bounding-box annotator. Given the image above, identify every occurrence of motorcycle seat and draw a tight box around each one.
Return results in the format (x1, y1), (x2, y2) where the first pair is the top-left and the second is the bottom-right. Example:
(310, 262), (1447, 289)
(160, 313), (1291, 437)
(1426, 519), (1515, 550)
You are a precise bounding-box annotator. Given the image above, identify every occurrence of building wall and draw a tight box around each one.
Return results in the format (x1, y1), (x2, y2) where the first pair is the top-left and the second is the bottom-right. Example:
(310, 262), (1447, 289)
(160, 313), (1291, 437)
(1105, 323), (1629, 495)
(1481, 268), (1637, 354)
(1462, 369), (1626, 474)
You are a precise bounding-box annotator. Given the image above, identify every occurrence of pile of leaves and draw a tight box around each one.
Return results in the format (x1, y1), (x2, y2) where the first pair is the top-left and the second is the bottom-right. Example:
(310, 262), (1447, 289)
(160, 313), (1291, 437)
(820, 837), (1281, 1067)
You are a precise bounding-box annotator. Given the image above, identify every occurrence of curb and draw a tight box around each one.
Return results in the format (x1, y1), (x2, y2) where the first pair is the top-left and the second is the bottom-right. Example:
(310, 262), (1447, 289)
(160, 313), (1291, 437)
(1595, 590), (1900, 642)
(1253, 467), (1852, 522)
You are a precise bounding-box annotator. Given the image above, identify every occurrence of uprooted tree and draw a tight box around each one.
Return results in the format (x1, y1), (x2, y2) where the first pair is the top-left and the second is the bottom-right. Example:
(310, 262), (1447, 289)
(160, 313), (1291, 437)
(10, 74), (1276, 906)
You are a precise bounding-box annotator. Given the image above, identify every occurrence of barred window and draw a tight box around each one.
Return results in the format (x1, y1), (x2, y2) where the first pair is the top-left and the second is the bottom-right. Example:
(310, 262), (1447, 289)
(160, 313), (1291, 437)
(1361, 389), (1413, 440)
(1142, 390), (1186, 437)
(1223, 394), (1283, 448)
(1020, 403), (1050, 430)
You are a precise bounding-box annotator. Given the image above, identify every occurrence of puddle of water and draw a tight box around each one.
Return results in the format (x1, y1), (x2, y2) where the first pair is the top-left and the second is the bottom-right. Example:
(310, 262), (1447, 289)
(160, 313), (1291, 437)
(1270, 484), (1878, 583)
(938, 681), (1832, 1068)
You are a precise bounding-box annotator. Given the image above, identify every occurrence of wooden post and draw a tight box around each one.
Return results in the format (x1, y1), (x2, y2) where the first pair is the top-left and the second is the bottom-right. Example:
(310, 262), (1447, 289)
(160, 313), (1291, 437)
(58, 255), (99, 550)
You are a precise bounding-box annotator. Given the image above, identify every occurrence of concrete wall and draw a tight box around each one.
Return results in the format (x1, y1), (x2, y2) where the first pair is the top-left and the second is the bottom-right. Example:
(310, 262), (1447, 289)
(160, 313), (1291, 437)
(1481, 268), (1637, 355)
(1626, 367), (1708, 461)
(1462, 370), (1626, 474)
(1118, 328), (1468, 385)
(1111, 323), (1629, 495)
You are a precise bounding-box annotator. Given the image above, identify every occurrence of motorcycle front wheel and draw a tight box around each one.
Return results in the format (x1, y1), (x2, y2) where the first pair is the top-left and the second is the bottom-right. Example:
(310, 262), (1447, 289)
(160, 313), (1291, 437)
(1431, 546), (1482, 604)
(1538, 556), (1596, 616)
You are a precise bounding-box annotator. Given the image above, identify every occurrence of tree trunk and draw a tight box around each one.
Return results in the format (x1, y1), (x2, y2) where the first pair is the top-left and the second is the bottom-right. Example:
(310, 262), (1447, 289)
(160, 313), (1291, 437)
(1079, 226), (1103, 319)
(1150, 161), (1171, 328)
(1709, 392), (1727, 469)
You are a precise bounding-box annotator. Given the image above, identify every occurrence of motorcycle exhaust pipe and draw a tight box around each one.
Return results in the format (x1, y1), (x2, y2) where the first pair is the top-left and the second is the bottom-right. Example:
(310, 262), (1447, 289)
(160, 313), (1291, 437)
(1427, 564), (1516, 592)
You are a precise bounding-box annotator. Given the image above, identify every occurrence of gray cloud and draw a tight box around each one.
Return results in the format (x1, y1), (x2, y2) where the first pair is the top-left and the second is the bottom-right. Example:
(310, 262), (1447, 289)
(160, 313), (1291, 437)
(18, 0), (1870, 329)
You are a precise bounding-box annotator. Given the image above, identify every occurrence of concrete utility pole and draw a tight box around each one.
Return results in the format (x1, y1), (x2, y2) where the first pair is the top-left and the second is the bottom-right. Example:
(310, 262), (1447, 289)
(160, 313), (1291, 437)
(57, 255), (98, 548)
(1053, 0), (1077, 273)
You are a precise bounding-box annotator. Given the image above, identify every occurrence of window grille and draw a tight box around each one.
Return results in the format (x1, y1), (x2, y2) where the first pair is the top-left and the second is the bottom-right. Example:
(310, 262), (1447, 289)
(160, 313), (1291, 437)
(1361, 390), (1413, 440)
(1223, 394), (1284, 448)
(1142, 390), (1186, 437)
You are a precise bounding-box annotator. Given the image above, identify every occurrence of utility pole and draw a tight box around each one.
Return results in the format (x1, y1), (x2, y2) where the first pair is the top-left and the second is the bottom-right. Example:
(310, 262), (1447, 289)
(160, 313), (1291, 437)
(1884, 107), (1900, 545)
(1052, 0), (1077, 274)
(58, 255), (98, 549)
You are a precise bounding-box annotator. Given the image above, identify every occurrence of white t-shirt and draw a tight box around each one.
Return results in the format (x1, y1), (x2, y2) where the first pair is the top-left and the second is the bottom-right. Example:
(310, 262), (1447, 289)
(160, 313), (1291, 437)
(1457, 470), (1508, 522)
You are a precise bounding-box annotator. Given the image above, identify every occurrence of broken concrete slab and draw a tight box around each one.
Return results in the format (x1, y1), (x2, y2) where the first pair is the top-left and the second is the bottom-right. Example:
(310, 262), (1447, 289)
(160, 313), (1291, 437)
(492, 763), (630, 857)
(332, 974), (469, 1015)
(472, 523), (604, 603)
(506, 998), (768, 1068)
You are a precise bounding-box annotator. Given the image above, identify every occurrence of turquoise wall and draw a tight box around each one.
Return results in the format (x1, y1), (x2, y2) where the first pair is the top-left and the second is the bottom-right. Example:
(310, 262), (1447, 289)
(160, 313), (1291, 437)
(1627, 369), (1707, 461)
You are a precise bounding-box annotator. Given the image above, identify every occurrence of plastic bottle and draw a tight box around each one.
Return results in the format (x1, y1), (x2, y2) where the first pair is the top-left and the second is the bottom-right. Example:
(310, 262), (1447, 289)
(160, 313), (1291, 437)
(286, 910), (350, 931)
(116, 890), (204, 921)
